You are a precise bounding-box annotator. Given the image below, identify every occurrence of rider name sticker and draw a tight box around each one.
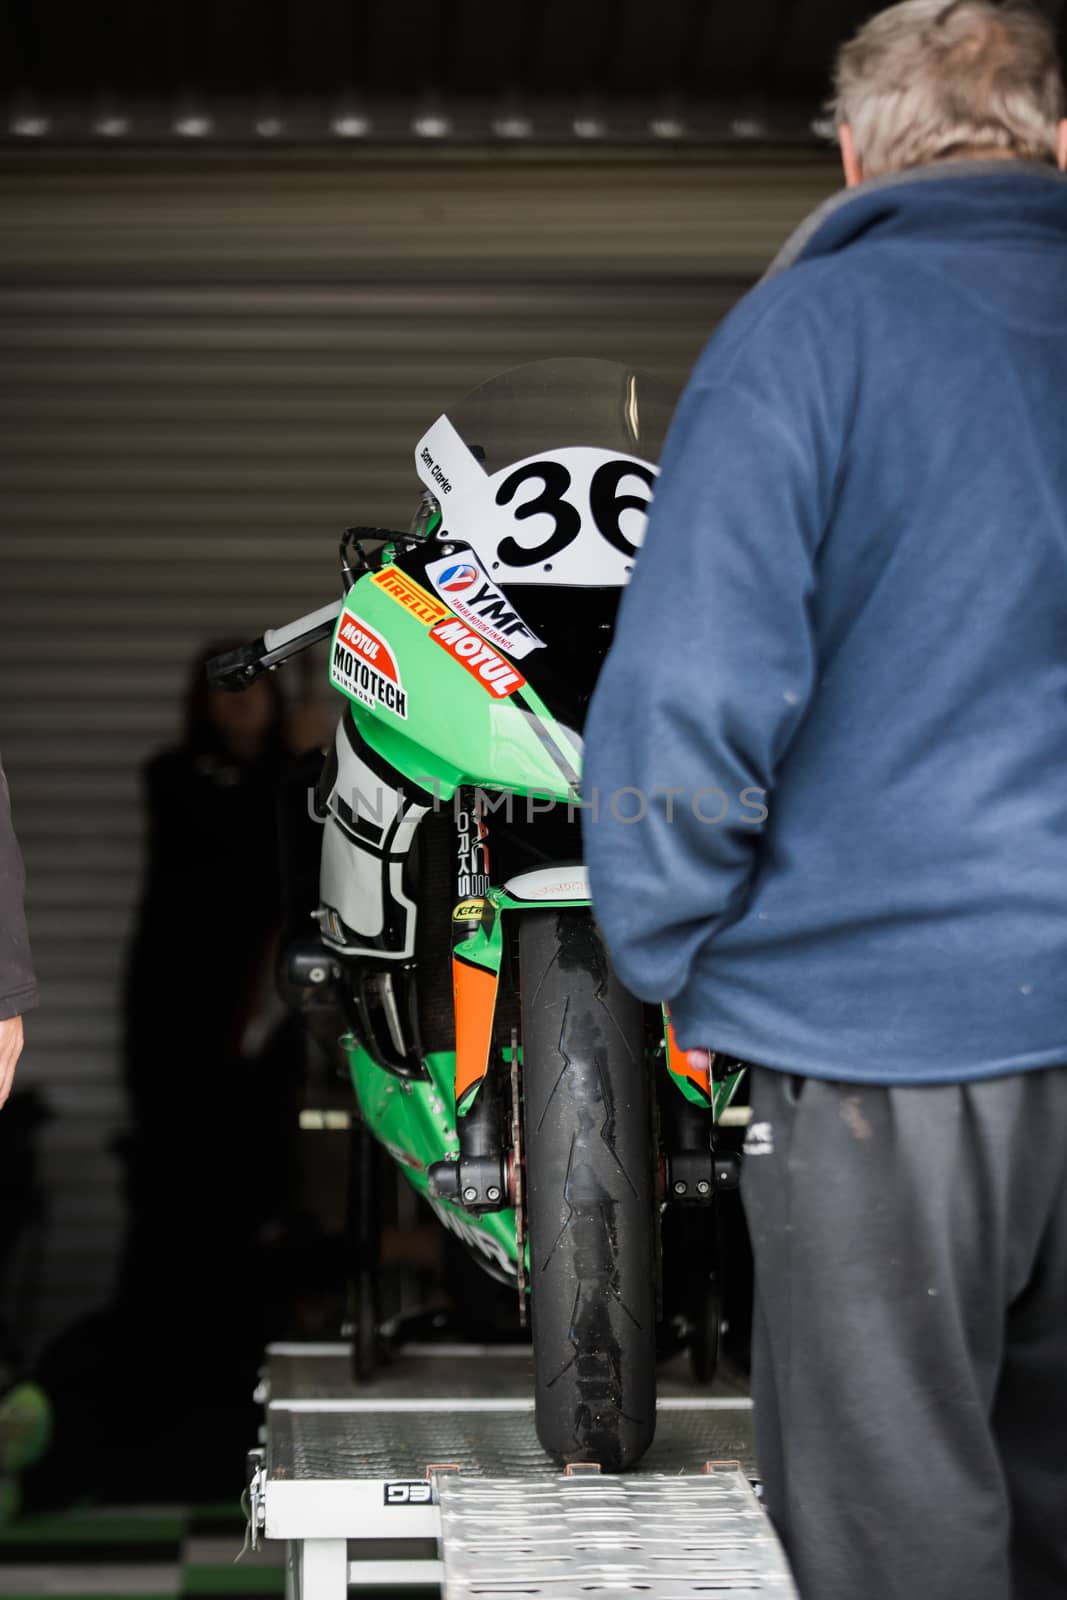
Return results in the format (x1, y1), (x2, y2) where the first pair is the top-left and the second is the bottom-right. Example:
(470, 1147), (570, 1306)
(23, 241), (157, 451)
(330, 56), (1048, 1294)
(424, 551), (544, 660)
(331, 610), (408, 719)
(430, 618), (526, 699)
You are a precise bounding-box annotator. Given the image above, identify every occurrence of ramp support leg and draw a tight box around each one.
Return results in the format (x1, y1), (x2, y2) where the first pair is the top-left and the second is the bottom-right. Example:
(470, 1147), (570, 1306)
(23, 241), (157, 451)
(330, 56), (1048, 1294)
(297, 1538), (348, 1600)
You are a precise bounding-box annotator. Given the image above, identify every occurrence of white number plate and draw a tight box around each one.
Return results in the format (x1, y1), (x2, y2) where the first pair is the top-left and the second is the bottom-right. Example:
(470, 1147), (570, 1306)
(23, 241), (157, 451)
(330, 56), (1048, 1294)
(415, 413), (658, 587)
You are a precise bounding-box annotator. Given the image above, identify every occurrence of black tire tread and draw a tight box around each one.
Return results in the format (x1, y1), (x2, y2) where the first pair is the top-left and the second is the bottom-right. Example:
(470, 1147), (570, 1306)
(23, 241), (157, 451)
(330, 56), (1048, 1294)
(520, 909), (656, 1471)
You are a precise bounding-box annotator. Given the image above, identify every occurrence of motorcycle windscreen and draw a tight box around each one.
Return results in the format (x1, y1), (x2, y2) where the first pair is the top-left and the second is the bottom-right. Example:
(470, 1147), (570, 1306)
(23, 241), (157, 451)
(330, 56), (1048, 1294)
(414, 357), (676, 590)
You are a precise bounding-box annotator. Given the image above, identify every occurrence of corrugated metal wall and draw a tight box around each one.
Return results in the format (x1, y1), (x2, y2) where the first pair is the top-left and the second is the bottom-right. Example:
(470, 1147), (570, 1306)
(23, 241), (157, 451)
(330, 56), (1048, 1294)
(0, 148), (837, 1356)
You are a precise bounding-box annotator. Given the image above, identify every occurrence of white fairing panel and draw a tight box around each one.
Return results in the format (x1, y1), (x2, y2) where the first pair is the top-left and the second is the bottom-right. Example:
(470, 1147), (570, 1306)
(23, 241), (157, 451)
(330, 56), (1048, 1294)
(319, 718), (428, 957)
(504, 865), (590, 902)
(320, 815), (384, 941)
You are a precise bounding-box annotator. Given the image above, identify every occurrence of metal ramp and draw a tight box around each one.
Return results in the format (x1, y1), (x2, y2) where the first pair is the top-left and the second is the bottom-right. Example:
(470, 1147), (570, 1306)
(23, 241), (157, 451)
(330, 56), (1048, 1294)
(438, 1471), (796, 1599)
(248, 1342), (797, 1600)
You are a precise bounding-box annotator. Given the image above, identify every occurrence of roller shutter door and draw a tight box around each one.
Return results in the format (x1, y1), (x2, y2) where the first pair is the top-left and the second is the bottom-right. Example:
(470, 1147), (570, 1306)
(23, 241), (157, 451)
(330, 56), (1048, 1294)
(0, 148), (837, 1355)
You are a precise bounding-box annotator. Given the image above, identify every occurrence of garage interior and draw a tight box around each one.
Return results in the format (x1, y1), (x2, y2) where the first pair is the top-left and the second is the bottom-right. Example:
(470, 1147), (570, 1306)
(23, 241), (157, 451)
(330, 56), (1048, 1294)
(1, 2), (1064, 1596)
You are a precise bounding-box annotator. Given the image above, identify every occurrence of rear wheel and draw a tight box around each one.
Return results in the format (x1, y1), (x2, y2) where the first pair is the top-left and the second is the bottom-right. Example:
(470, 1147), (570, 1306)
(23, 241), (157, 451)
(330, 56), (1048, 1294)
(519, 909), (656, 1471)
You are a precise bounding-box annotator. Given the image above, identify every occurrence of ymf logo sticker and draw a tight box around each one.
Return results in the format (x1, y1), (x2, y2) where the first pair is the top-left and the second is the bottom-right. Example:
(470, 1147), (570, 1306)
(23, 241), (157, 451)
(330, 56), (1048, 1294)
(424, 551), (544, 661)
(437, 563), (480, 594)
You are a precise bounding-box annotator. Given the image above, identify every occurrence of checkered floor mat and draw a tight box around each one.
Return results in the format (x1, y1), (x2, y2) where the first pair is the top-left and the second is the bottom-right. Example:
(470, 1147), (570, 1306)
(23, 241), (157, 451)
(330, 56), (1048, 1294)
(0, 1504), (285, 1598)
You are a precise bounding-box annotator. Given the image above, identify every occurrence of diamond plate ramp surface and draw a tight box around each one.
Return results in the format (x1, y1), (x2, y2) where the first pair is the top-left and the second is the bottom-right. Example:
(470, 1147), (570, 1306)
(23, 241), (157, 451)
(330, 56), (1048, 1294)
(267, 1404), (755, 1481)
(438, 1470), (798, 1600)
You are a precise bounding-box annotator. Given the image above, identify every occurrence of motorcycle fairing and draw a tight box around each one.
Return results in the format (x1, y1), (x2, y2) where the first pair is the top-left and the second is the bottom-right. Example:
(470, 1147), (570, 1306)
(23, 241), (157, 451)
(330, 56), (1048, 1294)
(318, 713), (430, 959)
(329, 565), (582, 804)
(344, 1038), (520, 1284)
(392, 539), (625, 746)
(663, 1010), (746, 1121)
(663, 1012), (712, 1109)
(452, 904), (504, 1112)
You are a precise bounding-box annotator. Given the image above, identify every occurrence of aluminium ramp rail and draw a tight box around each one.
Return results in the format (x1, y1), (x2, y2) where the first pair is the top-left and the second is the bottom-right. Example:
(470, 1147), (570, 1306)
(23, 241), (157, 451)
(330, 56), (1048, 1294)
(437, 1468), (796, 1600)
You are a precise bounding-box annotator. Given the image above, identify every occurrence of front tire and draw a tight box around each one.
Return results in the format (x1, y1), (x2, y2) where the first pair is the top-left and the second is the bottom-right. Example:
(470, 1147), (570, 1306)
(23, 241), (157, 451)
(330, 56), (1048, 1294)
(519, 909), (656, 1471)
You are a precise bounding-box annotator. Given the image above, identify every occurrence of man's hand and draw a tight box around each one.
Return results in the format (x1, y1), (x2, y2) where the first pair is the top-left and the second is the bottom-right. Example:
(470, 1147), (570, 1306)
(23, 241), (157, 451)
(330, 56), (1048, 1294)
(0, 1015), (24, 1108)
(687, 1048), (713, 1079)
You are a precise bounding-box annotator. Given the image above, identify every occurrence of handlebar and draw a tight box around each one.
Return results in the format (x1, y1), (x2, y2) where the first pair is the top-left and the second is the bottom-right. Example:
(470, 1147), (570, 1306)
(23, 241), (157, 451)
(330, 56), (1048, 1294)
(206, 526), (415, 692)
(207, 598), (343, 691)
(206, 638), (268, 691)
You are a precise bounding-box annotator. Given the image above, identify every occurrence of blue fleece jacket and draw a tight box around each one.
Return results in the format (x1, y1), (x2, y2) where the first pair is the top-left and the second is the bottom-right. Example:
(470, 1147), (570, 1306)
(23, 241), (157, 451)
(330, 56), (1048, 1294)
(583, 162), (1067, 1085)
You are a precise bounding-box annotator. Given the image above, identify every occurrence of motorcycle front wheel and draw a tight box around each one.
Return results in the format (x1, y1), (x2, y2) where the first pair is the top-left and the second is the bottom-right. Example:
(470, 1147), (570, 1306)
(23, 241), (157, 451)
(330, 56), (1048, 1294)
(519, 908), (657, 1471)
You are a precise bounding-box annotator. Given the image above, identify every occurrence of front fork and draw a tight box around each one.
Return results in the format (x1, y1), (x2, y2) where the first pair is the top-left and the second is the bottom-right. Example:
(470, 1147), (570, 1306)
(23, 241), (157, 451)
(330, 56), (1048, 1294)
(428, 789), (510, 1212)
(428, 786), (743, 1217)
(660, 1016), (743, 1202)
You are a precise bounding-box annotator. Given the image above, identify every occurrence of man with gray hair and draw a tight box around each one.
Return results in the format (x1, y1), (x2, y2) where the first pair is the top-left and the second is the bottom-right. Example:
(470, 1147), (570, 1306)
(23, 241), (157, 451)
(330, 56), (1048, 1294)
(584, 3), (1067, 1596)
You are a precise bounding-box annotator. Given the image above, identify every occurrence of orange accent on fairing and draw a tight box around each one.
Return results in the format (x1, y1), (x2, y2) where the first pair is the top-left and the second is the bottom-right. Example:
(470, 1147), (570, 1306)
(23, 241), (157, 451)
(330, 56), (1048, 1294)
(453, 955), (498, 1103)
(665, 1016), (712, 1102)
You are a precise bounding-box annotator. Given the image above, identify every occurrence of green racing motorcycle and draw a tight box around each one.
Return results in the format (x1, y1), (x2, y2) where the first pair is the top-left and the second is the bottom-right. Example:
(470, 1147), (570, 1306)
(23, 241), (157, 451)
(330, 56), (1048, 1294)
(210, 358), (745, 1472)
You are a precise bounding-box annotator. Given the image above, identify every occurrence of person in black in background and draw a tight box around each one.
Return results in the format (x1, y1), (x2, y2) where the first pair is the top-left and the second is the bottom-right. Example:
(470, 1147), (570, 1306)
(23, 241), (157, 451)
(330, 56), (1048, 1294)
(114, 643), (308, 1495)
(122, 645), (294, 1146)
(24, 645), (336, 1510)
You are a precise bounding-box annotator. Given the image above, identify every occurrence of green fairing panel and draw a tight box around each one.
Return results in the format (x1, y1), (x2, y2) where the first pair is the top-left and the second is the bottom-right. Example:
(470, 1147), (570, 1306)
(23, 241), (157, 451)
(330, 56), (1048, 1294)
(331, 573), (578, 803)
(454, 908), (504, 975)
(661, 1053), (744, 1118)
(712, 1070), (745, 1120)
(344, 1039), (520, 1278)
(659, 1008), (745, 1119)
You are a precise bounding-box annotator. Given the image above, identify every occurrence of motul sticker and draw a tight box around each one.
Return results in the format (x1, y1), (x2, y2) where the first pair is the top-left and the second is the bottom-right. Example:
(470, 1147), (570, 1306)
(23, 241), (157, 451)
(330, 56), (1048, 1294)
(430, 618), (526, 699)
(424, 551), (544, 660)
(371, 564), (447, 626)
(331, 611), (407, 719)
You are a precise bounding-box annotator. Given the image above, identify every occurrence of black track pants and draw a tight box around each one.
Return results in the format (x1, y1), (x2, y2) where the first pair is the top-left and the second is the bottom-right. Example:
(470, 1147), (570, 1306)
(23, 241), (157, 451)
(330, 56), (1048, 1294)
(741, 1066), (1067, 1600)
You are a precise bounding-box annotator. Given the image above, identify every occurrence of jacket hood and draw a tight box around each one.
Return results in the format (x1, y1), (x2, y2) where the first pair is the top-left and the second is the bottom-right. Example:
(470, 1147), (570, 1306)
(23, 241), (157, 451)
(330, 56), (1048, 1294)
(764, 159), (1067, 280)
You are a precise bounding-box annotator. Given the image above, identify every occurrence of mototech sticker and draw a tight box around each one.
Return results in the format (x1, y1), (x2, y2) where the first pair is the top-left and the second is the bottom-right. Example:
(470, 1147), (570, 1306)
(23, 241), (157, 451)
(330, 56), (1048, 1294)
(330, 611), (408, 719)
(423, 550), (544, 660)
(430, 617), (526, 699)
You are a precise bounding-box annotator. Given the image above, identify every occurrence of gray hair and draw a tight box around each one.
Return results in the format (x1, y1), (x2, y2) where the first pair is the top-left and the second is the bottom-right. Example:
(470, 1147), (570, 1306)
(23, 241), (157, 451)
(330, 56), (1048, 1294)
(832, 0), (1066, 177)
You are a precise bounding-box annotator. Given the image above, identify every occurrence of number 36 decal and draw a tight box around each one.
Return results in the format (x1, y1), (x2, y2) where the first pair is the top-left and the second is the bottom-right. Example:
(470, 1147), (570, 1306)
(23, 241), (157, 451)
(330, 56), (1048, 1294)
(495, 456), (656, 573)
(415, 416), (659, 589)
(486, 449), (657, 587)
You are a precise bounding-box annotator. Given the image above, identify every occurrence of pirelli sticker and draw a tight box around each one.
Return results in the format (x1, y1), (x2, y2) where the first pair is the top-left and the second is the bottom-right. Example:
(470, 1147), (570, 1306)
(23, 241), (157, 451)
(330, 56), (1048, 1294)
(371, 564), (448, 626)
(430, 617), (526, 699)
(331, 611), (408, 719)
